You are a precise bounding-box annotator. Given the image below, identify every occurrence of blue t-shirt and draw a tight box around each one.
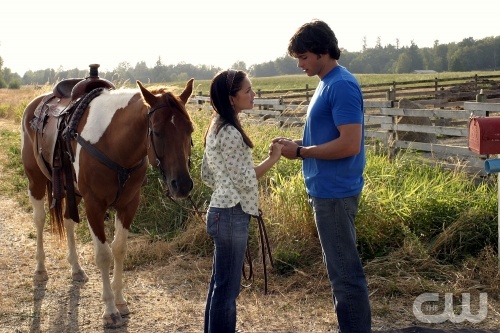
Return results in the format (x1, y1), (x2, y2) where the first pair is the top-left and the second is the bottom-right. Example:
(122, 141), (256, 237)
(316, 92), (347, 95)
(302, 66), (365, 198)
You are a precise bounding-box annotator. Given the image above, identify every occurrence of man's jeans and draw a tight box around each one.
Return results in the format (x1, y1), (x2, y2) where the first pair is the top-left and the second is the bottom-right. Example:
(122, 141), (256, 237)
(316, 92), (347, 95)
(204, 204), (250, 333)
(309, 194), (372, 333)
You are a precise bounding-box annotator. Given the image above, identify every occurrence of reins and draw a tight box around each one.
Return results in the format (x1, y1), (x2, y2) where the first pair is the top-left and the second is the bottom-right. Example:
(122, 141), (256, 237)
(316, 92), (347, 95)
(244, 209), (274, 295)
(146, 102), (274, 294)
(161, 183), (274, 295)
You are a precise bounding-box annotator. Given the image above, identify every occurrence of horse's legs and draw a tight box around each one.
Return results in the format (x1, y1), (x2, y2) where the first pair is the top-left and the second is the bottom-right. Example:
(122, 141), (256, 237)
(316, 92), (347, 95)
(29, 192), (48, 281)
(110, 214), (130, 315)
(63, 217), (88, 282)
(86, 208), (123, 328)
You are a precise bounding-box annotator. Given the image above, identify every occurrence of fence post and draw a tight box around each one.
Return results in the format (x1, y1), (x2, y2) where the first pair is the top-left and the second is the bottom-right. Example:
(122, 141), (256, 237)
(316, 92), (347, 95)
(386, 87), (395, 101)
(257, 89), (262, 110)
(198, 91), (203, 105)
(433, 77), (439, 108)
(305, 84), (310, 102)
(476, 89), (486, 102)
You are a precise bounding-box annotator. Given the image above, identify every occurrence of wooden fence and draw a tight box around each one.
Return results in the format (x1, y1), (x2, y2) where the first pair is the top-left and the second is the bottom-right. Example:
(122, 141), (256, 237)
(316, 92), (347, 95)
(364, 98), (500, 173)
(189, 92), (500, 174)
(192, 73), (500, 109)
(360, 74), (500, 103)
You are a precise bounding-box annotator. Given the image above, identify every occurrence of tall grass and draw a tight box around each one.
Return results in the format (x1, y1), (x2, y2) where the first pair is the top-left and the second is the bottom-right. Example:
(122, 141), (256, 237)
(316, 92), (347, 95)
(359, 150), (497, 262)
(139, 107), (498, 270)
(2, 82), (498, 272)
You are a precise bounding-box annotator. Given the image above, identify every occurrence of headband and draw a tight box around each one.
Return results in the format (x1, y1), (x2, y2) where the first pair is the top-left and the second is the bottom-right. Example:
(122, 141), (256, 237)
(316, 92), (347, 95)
(226, 69), (237, 93)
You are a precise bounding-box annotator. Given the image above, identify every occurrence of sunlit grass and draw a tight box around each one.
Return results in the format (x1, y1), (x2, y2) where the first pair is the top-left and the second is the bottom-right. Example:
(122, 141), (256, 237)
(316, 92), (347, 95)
(1, 82), (497, 272)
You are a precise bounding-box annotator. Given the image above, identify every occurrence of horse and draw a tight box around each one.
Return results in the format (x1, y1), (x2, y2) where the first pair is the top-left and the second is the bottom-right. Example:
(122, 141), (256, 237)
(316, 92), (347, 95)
(21, 73), (195, 328)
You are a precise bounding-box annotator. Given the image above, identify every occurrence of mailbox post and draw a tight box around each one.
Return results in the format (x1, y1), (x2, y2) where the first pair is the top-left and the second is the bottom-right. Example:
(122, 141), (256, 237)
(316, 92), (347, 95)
(468, 115), (500, 266)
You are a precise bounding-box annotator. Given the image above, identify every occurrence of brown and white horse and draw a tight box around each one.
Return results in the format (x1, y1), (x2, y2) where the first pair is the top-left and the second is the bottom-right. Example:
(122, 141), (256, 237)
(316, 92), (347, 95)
(21, 78), (195, 327)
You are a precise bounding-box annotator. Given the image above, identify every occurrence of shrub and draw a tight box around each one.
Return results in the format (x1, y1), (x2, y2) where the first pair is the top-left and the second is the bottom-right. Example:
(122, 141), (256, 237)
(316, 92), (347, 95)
(8, 80), (21, 89)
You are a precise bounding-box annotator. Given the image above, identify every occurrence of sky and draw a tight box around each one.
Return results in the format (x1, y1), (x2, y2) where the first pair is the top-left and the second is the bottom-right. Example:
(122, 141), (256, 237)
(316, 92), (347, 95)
(1, 0), (499, 75)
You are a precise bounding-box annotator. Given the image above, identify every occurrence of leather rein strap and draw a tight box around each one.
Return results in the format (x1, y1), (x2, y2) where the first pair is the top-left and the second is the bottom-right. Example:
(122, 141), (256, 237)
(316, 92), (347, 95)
(63, 87), (147, 207)
(166, 193), (274, 295)
(141, 102), (275, 294)
(75, 134), (147, 206)
(243, 209), (274, 295)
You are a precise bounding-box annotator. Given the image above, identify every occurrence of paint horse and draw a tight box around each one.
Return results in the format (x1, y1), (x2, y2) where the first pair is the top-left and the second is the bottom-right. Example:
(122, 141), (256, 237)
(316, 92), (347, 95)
(21, 68), (194, 327)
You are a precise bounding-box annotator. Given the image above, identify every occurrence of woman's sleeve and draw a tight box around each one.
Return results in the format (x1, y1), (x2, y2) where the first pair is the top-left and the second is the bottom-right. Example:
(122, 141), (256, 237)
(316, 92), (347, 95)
(201, 153), (215, 188)
(219, 126), (258, 192)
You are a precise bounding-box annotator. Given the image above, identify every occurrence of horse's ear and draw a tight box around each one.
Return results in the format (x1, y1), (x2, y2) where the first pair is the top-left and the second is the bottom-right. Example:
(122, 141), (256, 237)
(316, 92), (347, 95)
(179, 78), (194, 105)
(136, 80), (157, 106)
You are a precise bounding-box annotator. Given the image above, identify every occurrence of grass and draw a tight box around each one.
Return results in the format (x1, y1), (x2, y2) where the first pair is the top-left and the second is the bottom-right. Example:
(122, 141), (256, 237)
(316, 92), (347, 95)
(174, 71), (498, 95)
(1, 77), (499, 304)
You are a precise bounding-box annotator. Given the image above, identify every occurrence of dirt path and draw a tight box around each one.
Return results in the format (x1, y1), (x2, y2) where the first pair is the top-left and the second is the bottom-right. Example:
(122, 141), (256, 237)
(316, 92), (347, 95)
(1, 117), (499, 332)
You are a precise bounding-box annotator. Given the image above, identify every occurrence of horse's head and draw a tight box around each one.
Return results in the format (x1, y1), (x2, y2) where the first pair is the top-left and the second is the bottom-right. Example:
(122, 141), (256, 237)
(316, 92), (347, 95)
(137, 79), (195, 198)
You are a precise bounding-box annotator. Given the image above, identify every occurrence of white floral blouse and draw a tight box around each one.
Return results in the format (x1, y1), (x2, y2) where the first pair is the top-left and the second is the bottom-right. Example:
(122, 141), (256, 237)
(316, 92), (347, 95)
(201, 122), (259, 215)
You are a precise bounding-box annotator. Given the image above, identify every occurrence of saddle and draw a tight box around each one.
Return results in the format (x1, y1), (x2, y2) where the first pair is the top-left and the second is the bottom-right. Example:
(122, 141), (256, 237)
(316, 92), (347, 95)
(30, 64), (115, 221)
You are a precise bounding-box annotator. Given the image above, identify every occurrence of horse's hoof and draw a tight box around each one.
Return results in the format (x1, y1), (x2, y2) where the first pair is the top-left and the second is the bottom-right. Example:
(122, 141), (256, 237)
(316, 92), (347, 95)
(72, 270), (88, 282)
(103, 312), (124, 328)
(116, 302), (130, 316)
(33, 270), (48, 282)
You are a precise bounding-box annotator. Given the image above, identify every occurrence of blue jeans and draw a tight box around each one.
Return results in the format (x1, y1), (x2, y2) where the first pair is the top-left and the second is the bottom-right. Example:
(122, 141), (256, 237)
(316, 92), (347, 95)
(204, 204), (250, 333)
(309, 194), (372, 333)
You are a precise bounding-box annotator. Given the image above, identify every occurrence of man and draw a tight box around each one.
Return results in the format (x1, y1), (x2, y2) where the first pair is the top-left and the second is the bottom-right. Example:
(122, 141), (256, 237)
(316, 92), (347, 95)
(275, 20), (371, 332)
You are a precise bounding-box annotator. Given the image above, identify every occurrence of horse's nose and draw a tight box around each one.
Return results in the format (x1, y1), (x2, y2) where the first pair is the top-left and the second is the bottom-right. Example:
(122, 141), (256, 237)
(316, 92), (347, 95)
(170, 178), (193, 197)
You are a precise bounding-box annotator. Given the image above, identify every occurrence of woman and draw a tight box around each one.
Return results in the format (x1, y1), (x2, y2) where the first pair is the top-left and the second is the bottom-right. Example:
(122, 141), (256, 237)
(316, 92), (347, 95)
(201, 69), (282, 333)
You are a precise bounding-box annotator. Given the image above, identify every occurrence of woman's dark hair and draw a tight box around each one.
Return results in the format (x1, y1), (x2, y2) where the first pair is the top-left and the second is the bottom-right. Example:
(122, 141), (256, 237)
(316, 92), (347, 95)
(288, 19), (341, 60)
(203, 69), (254, 148)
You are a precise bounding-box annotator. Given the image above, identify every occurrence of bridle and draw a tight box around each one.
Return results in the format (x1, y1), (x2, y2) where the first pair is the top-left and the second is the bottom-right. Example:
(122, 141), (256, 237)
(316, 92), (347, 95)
(146, 103), (193, 183)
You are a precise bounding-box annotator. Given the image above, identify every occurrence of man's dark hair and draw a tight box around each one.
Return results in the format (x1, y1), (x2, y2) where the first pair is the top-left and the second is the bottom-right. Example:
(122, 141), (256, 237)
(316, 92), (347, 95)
(288, 20), (341, 60)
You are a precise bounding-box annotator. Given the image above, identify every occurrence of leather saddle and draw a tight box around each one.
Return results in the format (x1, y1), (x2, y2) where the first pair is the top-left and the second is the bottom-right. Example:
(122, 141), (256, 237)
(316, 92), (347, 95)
(31, 67), (115, 177)
(29, 64), (115, 220)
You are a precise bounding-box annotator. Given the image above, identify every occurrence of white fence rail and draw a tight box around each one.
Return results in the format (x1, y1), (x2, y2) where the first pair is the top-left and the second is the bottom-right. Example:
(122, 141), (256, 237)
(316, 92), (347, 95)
(189, 95), (500, 173)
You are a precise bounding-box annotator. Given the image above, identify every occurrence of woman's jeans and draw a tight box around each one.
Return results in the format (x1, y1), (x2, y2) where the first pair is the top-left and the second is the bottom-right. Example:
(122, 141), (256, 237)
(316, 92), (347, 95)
(309, 194), (372, 333)
(204, 204), (250, 333)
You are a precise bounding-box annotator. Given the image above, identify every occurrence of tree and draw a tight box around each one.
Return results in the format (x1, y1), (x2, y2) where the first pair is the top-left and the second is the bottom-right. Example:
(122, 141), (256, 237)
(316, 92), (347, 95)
(394, 53), (412, 73)
(0, 55), (5, 88)
(231, 61), (247, 71)
(113, 62), (134, 85)
(274, 55), (302, 75)
(134, 61), (150, 83)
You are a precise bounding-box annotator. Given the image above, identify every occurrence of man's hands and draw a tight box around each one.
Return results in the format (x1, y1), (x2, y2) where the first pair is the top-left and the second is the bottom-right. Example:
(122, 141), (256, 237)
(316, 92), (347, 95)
(272, 137), (301, 160)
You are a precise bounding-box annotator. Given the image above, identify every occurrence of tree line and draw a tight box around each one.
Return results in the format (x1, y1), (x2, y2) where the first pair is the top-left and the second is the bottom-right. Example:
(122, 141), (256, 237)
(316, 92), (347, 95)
(1, 35), (499, 88)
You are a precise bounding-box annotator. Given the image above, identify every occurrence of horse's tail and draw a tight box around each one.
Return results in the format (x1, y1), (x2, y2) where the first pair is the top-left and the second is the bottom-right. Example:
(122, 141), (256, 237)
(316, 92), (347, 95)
(46, 181), (66, 239)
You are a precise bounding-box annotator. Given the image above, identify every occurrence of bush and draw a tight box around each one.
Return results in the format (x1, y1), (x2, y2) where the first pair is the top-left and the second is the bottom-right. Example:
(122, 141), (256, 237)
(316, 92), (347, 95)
(8, 80), (21, 89)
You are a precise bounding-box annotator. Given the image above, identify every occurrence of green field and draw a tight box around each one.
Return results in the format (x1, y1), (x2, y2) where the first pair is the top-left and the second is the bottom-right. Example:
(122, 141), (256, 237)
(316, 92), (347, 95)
(171, 71), (499, 95)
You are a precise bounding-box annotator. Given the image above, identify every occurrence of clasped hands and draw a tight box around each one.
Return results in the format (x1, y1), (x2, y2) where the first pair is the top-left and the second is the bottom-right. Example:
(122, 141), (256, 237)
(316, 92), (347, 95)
(270, 137), (301, 160)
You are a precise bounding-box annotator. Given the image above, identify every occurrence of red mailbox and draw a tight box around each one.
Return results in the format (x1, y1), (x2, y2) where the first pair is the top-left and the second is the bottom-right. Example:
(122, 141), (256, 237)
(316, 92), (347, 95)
(468, 116), (500, 154)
